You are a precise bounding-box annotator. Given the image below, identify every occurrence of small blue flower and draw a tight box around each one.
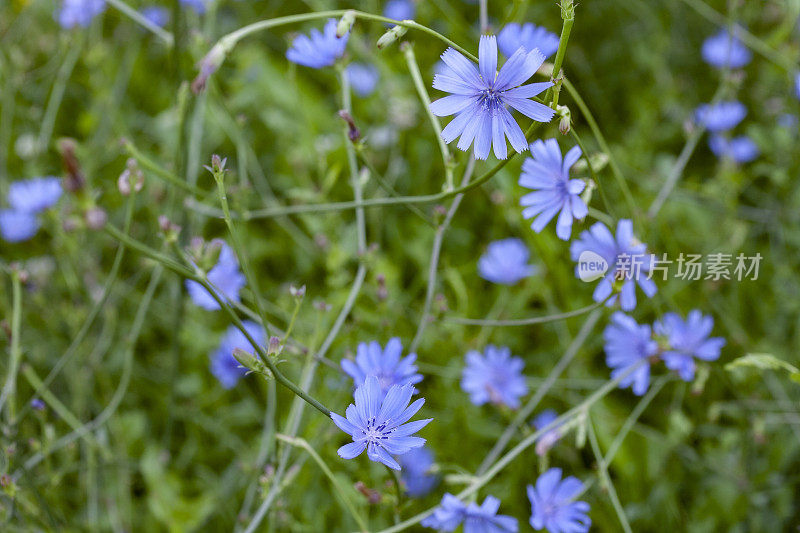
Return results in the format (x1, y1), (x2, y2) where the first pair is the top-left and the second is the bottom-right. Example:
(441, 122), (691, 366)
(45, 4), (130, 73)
(331, 375), (432, 470)
(141, 6), (169, 27)
(478, 238), (537, 285)
(422, 493), (467, 531)
(185, 242), (247, 311)
(8, 177), (63, 214)
(341, 338), (423, 395)
(31, 398), (46, 411)
(286, 19), (349, 69)
(430, 35), (555, 160)
(695, 101), (746, 132)
(497, 23), (560, 59)
(398, 446), (438, 497)
(701, 28), (751, 69)
(604, 312), (658, 395)
(528, 468), (591, 533)
(519, 138), (588, 240)
(383, 0), (415, 22)
(708, 134), (759, 163)
(654, 310), (725, 382)
(778, 113), (797, 129)
(570, 219), (657, 311)
(461, 345), (528, 408)
(57, 0), (106, 29)
(346, 63), (380, 97)
(210, 321), (266, 389)
(0, 210), (40, 243)
(533, 409), (563, 455)
(422, 494), (518, 532)
(180, 0), (208, 14)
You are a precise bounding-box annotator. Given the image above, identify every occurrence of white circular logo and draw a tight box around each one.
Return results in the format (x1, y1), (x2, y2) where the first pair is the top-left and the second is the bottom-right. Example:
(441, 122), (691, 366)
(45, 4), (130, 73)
(577, 250), (608, 282)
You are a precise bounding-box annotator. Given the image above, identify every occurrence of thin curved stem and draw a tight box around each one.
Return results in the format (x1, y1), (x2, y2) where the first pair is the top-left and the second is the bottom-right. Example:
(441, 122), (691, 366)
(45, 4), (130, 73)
(446, 301), (601, 326)
(0, 270), (23, 421)
(588, 415), (633, 533)
(104, 0), (174, 46)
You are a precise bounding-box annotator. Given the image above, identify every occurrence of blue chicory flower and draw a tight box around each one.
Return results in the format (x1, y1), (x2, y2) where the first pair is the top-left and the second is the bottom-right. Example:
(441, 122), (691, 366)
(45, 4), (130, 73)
(695, 101), (746, 132)
(708, 134), (759, 163)
(519, 138), (588, 240)
(398, 446), (439, 497)
(31, 398), (46, 411)
(654, 310), (726, 382)
(286, 19), (349, 69)
(57, 0), (106, 28)
(185, 242), (247, 311)
(210, 321), (266, 389)
(497, 23), (560, 59)
(528, 468), (591, 533)
(9, 177), (63, 213)
(430, 35), (555, 160)
(533, 409), (563, 456)
(422, 493), (518, 532)
(141, 6), (169, 27)
(383, 0), (415, 22)
(331, 376), (432, 470)
(346, 63), (380, 97)
(795, 72), (800, 100)
(0, 210), (40, 243)
(701, 28), (751, 69)
(570, 219), (657, 311)
(478, 238), (537, 285)
(340, 338), (423, 395)
(461, 345), (528, 408)
(604, 312), (658, 395)
(778, 113), (798, 129)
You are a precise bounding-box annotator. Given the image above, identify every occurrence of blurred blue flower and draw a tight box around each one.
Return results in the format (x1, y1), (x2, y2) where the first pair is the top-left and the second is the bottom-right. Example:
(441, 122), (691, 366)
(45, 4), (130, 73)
(795, 73), (800, 100)
(533, 409), (563, 455)
(701, 28), (751, 69)
(185, 242), (247, 311)
(210, 321), (266, 389)
(778, 113), (797, 129)
(398, 446), (438, 497)
(604, 312), (658, 395)
(286, 19), (349, 69)
(422, 493), (467, 531)
(0, 210), (40, 242)
(430, 35), (554, 160)
(478, 238), (536, 285)
(497, 23), (560, 59)
(31, 398), (46, 411)
(461, 345), (528, 408)
(331, 376), (432, 470)
(141, 6), (169, 27)
(654, 310), (725, 381)
(58, 0), (106, 29)
(180, 0), (208, 14)
(9, 177), (63, 213)
(519, 138), (587, 240)
(340, 338), (423, 395)
(346, 63), (380, 97)
(422, 494), (518, 532)
(708, 134), (759, 163)
(528, 468), (591, 533)
(570, 219), (657, 311)
(384, 0), (415, 22)
(694, 101), (746, 132)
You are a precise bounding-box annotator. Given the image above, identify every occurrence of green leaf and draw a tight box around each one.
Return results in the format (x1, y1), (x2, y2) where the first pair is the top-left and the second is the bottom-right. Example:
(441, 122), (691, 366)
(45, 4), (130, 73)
(725, 353), (800, 383)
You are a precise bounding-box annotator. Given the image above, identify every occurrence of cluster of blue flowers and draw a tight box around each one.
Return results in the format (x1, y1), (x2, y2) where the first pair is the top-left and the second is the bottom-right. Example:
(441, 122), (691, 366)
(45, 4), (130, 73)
(422, 467), (591, 533)
(697, 28), (758, 163)
(604, 310), (726, 395)
(1, 177), (63, 242)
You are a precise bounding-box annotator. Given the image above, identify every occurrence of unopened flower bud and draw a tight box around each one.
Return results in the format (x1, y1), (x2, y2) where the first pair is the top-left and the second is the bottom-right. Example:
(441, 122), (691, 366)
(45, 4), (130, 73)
(205, 154), (228, 176)
(85, 207), (107, 230)
(337, 110), (360, 142)
(192, 42), (227, 94)
(158, 215), (181, 243)
(268, 336), (281, 355)
(556, 104), (571, 135)
(232, 348), (260, 373)
(289, 284), (306, 299)
(377, 24), (408, 49)
(118, 158), (144, 195)
(337, 10), (356, 37)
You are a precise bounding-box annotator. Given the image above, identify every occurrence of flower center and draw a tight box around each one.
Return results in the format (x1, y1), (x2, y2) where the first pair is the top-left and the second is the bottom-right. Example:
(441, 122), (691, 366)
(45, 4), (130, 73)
(478, 88), (503, 113)
(364, 417), (391, 442)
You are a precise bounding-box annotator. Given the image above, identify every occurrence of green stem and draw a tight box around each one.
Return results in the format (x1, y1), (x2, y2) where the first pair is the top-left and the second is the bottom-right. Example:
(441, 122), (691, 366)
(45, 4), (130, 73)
(546, 6), (574, 108)
(105, 0), (174, 46)
(588, 416), (633, 533)
(0, 270), (23, 421)
(446, 301), (601, 326)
